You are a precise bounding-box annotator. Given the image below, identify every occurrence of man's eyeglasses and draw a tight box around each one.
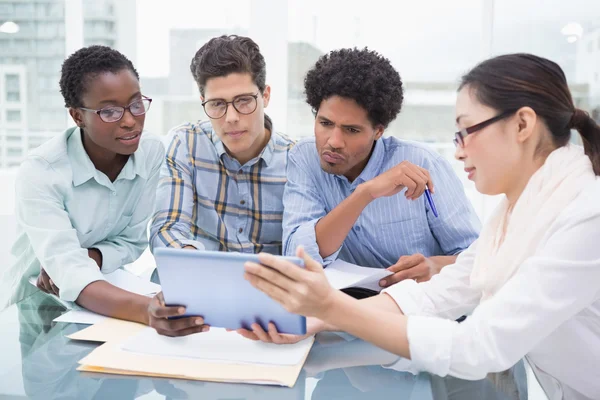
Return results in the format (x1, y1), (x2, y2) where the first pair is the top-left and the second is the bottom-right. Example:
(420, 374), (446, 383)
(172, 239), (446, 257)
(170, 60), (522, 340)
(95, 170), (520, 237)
(454, 110), (517, 148)
(79, 96), (152, 123)
(202, 93), (259, 119)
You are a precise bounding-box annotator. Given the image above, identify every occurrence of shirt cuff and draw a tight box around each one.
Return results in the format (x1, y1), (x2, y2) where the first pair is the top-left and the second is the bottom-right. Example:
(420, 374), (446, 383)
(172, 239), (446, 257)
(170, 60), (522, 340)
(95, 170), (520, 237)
(381, 357), (419, 375)
(381, 279), (424, 316)
(58, 262), (106, 302)
(179, 240), (206, 250)
(289, 219), (341, 266)
(93, 243), (123, 274)
(402, 315), (457, 377)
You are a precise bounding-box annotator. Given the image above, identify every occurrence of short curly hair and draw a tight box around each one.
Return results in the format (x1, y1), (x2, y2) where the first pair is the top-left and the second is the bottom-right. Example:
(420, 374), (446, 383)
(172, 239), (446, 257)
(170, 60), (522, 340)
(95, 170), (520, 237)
(304, 48), (404, 128)
(190, 35), (266, 97)
(59, 45), (139, 108)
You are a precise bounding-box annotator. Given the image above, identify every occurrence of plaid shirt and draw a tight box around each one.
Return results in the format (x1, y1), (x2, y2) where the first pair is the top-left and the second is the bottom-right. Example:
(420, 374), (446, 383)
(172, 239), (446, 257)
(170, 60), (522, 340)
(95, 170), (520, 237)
(150, 120), (295, 255)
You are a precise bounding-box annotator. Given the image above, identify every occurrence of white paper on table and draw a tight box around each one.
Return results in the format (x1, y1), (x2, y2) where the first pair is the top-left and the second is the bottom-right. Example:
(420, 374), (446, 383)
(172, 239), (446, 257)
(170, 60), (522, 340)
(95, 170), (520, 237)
(121, 327), (313, 366)
(53, 310), (109, 325)
(324, 259), (393, 292)
(104, 269), (160, 296)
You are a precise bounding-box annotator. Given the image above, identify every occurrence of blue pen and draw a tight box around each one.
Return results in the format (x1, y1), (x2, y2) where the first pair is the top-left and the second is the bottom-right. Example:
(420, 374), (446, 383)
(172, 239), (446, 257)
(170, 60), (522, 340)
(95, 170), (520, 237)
(424, 188), (438, 218)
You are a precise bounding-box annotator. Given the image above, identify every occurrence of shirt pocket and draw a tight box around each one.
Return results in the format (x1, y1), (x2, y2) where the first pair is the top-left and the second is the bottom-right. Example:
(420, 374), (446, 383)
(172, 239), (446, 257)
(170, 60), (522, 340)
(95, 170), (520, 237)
(364, 215), (426, 254)
(109, 213), (134, 237)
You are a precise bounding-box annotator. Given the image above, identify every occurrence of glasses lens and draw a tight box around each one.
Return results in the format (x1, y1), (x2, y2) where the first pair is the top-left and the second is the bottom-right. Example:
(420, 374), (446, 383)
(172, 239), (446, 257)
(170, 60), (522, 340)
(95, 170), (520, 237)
(454, 132), (463, 148)
(99, 107), (124, 123)
(233, 95), (257, 115)
(204, 100), (226, 119)
(130, 99), (151, 116)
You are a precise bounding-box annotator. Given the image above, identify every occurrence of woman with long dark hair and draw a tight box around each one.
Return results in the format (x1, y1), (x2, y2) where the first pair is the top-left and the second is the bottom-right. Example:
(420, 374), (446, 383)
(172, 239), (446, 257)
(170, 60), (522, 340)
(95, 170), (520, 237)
(240, 53), (600, 400)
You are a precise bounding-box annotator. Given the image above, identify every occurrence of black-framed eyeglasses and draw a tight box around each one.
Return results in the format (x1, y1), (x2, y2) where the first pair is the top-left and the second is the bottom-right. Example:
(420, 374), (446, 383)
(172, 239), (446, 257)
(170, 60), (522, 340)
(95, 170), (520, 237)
(453, 110), (517, 148)
(79, 96), (152, 123)
(202, 93), (259, 119)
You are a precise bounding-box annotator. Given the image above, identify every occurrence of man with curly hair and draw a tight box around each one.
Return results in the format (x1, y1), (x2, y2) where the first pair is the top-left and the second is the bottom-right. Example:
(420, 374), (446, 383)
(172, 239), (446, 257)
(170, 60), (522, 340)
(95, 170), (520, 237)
(283, 48), (480, 289)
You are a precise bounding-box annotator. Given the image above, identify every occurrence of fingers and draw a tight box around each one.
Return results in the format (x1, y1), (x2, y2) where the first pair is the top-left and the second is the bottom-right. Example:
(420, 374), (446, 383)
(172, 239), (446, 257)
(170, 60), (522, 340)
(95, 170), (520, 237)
(155, 323), (209, 337)
(49, 279), (60, 296)
(36, 274), (51, 294)
(37, 270), (54, 294)
(387, 254), (425, 272)
(402, 166), (429, 199)
(150, 303), (187, 319)
(255, 253), (307, 282)
(384, 269), (419, 286)
(148, 293), (186, 318)
(381, 254), (426, 287)
(244, 272), (288, 305)
(244, 260), (295, 291)
(268, 322), (304, 344)
(156, 291), (166, 305)
(399, 171), (418, 198)
(250, 323), (273, 342)
(418, 166), (434, 193)
(296, 246), (324, 273)
(152, 315), (208, 336)
(391, 162), (433, 199)
(235, 328), (260, 341)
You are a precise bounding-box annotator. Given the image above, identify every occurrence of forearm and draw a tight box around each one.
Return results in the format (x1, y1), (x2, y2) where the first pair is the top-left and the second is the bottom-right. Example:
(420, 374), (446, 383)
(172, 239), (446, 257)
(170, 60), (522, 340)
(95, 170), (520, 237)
(429, 255), (458, 274)
(321, 292), (404, 332)
(320, 290), (411, 358)
(315, 185), (372, 258)
(76, 280), (151, 325)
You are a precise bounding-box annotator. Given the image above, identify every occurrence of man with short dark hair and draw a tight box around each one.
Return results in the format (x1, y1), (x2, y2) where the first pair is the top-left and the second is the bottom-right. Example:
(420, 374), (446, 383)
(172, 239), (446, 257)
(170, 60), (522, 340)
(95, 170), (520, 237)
(150, 35), (294, 255)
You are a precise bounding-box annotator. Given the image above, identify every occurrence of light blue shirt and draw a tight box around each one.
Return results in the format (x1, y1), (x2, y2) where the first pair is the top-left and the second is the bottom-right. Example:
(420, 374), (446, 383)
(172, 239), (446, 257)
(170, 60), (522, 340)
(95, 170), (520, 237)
(1, 127), (164, 306)
(283, 137), (481, 268)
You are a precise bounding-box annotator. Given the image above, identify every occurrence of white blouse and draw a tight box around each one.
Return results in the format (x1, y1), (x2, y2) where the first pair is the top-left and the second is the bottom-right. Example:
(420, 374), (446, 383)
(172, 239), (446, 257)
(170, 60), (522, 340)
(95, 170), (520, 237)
(383, 180), (600, 400)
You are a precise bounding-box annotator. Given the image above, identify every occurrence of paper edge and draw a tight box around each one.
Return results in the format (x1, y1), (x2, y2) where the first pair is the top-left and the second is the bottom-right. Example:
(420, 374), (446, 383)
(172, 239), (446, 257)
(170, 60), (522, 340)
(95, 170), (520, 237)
(77, 336), (314, 387)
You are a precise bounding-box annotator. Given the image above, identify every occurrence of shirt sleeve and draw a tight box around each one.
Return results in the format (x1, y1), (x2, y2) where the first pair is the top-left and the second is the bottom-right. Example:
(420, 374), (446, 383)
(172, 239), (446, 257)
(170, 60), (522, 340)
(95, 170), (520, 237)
(14, 158), (105, 302)
(382, 240), (481, 319)
(386, 207), (600, 380)
(282, 145), (340, 265)
(94, 141), (165, 272)
(425, 156), (481, 255)
(150, 131), (205, 251)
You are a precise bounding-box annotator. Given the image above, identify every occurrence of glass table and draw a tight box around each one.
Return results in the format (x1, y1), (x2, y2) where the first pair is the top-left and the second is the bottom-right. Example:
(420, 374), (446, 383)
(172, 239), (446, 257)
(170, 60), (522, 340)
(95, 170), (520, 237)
(0, 291), (546, 400)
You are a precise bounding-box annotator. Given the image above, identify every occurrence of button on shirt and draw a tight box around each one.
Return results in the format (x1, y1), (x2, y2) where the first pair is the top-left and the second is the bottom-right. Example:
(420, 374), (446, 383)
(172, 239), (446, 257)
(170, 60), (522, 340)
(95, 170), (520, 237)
(283, 137), (481, 267)
(1, 127), (165, 306)
(150, 121), (295, 255)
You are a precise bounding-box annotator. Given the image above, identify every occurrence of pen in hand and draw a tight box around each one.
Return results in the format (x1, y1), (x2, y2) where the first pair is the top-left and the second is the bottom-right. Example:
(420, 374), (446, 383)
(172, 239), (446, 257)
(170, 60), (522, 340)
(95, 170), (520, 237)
(424, 188), (438, 218)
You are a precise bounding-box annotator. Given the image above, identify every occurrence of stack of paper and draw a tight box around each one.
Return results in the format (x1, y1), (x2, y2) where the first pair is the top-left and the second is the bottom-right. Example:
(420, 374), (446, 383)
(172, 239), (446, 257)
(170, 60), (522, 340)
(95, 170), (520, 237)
(69, 318), (313, 387)
(121, 327), (312, 366)
(324, 260), (392, 292)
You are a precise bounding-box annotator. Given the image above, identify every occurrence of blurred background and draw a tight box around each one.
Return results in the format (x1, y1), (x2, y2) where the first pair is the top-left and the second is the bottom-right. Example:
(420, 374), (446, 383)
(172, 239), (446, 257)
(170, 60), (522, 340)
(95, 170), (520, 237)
(1, 0), (599, 265)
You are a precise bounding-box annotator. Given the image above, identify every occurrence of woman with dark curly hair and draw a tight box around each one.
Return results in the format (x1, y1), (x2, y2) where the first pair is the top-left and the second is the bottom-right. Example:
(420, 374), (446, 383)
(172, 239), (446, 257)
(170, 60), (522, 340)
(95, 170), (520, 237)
(282, 47), (480, 287)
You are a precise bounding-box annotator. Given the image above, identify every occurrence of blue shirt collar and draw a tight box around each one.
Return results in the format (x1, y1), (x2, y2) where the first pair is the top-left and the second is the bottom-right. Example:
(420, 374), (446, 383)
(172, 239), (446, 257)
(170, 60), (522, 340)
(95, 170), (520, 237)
(335, 139), (386, 187)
